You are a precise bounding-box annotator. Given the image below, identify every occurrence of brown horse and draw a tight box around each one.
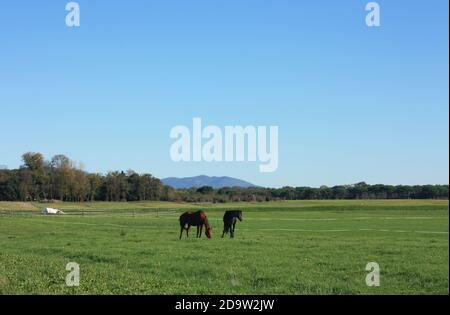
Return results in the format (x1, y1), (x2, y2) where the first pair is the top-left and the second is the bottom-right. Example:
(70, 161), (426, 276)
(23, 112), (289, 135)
(179, 211), (212, 239)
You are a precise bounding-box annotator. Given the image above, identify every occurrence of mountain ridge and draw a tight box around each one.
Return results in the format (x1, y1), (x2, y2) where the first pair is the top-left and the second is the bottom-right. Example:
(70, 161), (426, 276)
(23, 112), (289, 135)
(161, 175), (258, 189)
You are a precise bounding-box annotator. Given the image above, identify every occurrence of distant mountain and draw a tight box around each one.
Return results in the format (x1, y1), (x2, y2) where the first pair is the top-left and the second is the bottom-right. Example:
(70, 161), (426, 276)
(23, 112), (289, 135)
(162, 175), (258, 189)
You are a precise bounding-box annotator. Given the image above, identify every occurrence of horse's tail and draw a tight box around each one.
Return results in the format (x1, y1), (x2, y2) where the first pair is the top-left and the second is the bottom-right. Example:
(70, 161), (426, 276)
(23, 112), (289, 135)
(179, 212), (188, 226)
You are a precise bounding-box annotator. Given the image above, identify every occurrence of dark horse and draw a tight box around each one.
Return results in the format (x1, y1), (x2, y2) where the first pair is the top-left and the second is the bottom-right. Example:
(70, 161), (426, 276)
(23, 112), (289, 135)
(222, 210), (243, 238)
(179, 211), (212, 239)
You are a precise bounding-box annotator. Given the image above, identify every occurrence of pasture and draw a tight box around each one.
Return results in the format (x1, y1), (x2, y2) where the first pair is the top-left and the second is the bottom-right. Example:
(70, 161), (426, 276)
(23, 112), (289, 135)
(0, 200), (448, 295)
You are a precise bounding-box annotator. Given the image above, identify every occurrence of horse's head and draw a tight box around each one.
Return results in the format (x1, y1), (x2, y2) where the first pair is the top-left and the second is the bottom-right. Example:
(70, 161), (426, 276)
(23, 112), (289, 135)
(238, 211), (243, 221)
(205, 226), (212, 239)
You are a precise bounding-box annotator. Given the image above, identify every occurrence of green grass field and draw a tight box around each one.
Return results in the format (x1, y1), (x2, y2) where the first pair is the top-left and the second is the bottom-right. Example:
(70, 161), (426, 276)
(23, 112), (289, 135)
(0, 200), (448, 295)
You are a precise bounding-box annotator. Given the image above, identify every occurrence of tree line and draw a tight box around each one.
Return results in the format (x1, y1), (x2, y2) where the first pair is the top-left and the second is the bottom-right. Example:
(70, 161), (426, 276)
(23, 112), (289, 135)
(0, 153), (166, 202)
(0, 152), (448, 202)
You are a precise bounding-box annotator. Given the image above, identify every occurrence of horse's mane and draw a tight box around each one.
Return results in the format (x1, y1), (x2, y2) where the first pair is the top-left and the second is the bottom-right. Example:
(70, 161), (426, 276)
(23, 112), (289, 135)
(204, 217), (211, 229)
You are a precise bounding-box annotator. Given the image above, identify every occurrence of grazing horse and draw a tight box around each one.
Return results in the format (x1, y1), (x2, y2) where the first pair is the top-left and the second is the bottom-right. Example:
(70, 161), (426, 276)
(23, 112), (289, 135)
(222, 210), (243, 238)
(179, 211), (212, 239)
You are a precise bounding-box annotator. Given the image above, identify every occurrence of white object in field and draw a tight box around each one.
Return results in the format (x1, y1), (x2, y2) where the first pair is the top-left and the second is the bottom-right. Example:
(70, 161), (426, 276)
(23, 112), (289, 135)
(42, 207), (65, 215)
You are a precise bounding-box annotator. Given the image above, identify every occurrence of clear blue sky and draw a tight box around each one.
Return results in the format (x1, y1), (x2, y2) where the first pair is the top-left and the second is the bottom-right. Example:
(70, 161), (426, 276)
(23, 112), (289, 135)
(0, 0), (448, 188)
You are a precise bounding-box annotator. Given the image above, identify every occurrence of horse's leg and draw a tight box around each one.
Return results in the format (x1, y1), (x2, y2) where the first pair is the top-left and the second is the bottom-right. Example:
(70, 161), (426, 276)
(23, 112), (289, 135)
(180, 226), (184, 239)
(187, 225), (190, 238)
(224, 224), (230, 238)
(199, 225), (203, 238)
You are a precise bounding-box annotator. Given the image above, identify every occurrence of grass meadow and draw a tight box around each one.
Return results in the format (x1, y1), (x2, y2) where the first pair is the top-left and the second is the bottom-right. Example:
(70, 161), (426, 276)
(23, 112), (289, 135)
(0, 200), (448, 295)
